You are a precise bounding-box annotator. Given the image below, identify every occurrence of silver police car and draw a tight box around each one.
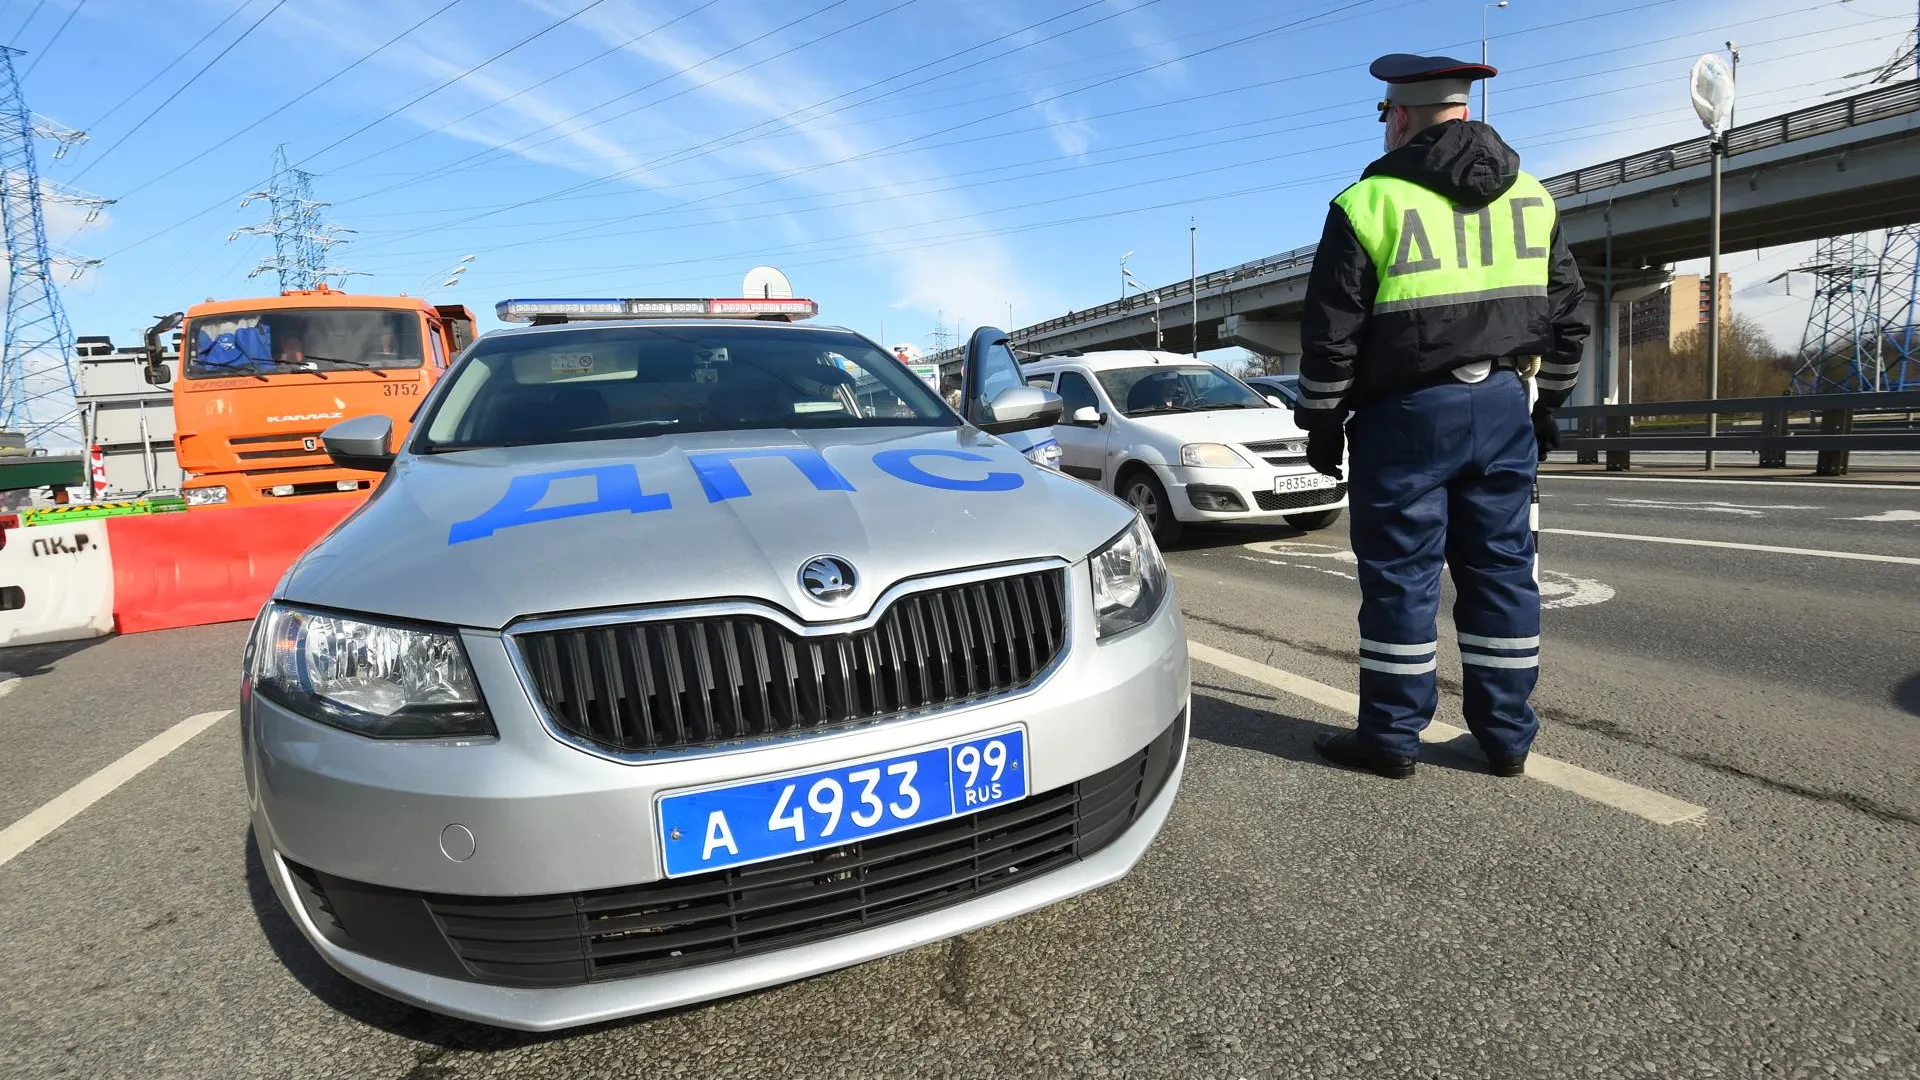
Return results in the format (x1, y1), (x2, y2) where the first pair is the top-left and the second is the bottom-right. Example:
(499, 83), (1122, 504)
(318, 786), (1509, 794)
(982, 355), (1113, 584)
(242, 296), (1191, 1031)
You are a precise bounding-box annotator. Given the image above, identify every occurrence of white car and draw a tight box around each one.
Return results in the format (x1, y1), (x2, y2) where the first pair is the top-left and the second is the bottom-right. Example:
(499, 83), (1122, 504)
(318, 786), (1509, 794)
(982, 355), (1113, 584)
(1022, 351), (1347, 544)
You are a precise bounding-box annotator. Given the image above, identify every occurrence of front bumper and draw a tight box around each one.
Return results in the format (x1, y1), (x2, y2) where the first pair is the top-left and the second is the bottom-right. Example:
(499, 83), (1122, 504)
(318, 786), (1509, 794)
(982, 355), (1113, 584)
(1157, 463), (1348, 522)
(245, 564), (1190, 1030)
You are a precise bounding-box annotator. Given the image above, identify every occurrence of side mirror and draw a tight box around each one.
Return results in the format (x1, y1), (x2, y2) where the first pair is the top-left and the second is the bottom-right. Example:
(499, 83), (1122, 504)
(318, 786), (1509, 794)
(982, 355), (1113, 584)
(1263, 393), (1286, 408)
(143, 365), (172, 386)
(1070, 405), (1105, 426)
(980, 385), (1063, 435)
(322, 415), (396, 473)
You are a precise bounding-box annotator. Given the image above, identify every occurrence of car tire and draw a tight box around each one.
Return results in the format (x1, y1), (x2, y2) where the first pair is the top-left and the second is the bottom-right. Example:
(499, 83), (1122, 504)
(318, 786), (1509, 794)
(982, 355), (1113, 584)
(1120, 469), (1183, 546)
(1284, 507), (1344, 531)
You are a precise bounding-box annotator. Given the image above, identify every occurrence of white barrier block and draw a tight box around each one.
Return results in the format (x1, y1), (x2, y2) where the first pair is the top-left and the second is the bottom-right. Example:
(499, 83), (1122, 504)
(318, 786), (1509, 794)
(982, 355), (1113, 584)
(0, 521), (116, 647)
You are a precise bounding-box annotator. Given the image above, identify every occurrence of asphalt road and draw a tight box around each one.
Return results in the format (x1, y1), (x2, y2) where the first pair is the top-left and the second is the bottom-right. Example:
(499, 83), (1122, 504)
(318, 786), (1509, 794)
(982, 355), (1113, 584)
(2, 473), (1916, 1080)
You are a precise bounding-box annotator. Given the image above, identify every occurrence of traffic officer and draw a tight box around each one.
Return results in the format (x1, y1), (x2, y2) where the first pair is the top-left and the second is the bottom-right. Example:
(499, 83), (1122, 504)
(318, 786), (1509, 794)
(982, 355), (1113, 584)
(1292, 53), (1591, 779)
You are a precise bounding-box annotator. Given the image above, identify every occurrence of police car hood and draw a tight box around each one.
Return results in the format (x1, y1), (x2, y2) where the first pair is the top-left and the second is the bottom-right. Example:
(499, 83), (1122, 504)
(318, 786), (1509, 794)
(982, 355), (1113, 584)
(1132, 406), (1304, 444)
(280, 427), (1133, 630)
(1363, 118), (1519, 208)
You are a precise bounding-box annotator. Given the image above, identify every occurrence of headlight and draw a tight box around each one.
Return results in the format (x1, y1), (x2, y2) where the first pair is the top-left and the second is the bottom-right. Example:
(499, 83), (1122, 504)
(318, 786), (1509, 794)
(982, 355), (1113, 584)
(1089, 516), (1170, 639)
(184, 486), (228, 506)
(1179, 442), (1249, 468)
(249, 603), (493, 739)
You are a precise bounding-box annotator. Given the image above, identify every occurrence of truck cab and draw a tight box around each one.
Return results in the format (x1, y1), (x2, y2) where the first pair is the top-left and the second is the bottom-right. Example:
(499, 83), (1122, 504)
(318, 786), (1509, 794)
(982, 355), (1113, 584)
(146, 286), (475, 508)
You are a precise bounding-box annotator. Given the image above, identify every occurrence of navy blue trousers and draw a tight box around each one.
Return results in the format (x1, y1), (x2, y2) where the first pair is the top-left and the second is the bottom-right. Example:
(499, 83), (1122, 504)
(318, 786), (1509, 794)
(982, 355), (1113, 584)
(1346, 370), (1541, 759)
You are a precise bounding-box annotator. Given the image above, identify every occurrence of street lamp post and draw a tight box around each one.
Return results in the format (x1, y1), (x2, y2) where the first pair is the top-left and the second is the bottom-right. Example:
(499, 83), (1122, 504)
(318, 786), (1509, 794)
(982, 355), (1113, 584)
(1120, 251), (1133, 303)
(1190, 217), (1199, 358)
(1691, 52), (1736, 470)
(1481, 1), (1509, 120)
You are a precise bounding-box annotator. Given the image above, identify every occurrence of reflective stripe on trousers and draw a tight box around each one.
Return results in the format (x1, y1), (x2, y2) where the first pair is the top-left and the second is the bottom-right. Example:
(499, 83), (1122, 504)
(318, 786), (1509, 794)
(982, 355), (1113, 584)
(1346, 369), (1542, 759)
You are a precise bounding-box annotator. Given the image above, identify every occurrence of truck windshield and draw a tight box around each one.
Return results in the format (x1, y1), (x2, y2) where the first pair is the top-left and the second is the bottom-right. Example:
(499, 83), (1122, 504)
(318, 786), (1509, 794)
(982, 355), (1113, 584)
(418, 325), (953, 452)
(184, 308), (424, 379)
(1096, 365), (1272, 417)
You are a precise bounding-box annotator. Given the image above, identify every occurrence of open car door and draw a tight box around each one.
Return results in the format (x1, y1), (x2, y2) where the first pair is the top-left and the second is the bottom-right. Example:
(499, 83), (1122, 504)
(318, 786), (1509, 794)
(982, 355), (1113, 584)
(959, 326), (1064, 470)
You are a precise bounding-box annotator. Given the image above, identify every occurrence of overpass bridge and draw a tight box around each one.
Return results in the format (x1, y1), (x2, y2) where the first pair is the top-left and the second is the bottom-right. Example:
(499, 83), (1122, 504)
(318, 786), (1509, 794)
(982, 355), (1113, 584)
(934, 80), (1920, 407)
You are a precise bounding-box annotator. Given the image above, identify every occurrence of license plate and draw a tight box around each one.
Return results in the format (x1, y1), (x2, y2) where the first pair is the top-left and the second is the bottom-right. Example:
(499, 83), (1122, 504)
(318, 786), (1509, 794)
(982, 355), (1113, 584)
(1275, 473), (1335, 494)
(657, 728), (1028, 878)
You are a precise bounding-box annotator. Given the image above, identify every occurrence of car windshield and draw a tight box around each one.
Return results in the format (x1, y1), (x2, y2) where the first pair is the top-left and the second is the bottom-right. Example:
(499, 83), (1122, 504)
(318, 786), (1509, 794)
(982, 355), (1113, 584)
(1096, 365), (1272, 418)
(417, 324), (952, 452)
(184, 308), (424, 378)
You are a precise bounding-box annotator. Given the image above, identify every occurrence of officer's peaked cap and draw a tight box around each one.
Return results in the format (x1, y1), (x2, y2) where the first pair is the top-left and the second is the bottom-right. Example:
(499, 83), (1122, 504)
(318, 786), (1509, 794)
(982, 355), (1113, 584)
(1371, 53), (1496, 119)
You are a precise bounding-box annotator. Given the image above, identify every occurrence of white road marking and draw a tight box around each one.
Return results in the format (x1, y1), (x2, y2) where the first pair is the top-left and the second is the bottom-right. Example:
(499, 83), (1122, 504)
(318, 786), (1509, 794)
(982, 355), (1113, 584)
(0, 711), (232, 871)
(1540, 571), (1616, 609)
(1843, 509), (1920, 522)
(0, 674), (18, 700)
(1237, 554), (1356, 581)
(1543, 528), (1920, 566)
(1186, 642), (1708, 825)
(1244, 539), (1358, 565)
(1544, 474), (1920, 492)
(1239, 540), (1615, 608)
(1604, 497), (1822, 517)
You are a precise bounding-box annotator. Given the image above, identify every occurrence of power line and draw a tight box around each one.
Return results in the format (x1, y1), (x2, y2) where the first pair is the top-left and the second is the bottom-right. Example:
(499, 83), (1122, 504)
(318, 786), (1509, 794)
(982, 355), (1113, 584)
(325, 0), (899, 207)
(17, 0), (79, 81)
(101, 0), (871, 261)
(77, 1), (251, 132)
(349, 0), (1400, 257)
(7, 0), (44, 41)
(288, 0), (625, 170)
(106, 0), (471, 202)
(96, 0), (655, 259)
(314, 0), (731, 184)
(69, 0), (292, 182)
(393, 71), (1846, 291)
(348, 0), (1892, 259)
(335, 0), (1689, 223)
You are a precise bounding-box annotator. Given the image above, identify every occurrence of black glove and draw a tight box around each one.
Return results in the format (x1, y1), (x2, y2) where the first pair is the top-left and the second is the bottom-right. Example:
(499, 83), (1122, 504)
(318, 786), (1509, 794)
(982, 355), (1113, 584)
(1531, 403), (1560, 463)
(1305, 426), (1344, 481)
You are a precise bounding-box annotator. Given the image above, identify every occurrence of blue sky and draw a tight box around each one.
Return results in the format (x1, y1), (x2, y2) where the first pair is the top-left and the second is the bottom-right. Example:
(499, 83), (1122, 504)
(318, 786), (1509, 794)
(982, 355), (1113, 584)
(13, 0), (1918, 357)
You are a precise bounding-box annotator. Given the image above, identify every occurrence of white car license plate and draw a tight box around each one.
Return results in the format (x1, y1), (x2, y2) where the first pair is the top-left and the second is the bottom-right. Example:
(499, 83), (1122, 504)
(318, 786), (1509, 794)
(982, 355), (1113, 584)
(657, 727), (1028, 878)
(1275, 473), (1335, 494)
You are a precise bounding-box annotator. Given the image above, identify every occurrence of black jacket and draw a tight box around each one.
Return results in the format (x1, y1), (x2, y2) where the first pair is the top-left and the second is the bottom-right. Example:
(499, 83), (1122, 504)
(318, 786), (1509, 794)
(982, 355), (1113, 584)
(1293, 120), (1590, 430)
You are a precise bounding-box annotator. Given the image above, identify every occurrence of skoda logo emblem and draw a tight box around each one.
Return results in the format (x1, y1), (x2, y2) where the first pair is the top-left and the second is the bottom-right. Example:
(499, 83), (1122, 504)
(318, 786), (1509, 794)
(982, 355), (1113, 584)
(302, 437), (319, 452)
(799, 556), (857, 604)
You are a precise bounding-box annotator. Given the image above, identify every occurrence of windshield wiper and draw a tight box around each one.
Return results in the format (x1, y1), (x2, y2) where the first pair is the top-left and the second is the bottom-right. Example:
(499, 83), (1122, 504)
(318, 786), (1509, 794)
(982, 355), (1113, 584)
(1130, 404), (1200, 416)
(294, 354), (391, 377)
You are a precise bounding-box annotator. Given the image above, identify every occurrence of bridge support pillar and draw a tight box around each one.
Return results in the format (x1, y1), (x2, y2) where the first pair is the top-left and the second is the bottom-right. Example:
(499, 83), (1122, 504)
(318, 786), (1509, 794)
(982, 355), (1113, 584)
(1219, 316), (1301, 375)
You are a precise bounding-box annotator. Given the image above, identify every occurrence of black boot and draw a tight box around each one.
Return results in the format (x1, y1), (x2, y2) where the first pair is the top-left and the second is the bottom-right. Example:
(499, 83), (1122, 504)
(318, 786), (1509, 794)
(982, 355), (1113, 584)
(1313, 730), (1416, 780)
(1485, 751), (1528, 778)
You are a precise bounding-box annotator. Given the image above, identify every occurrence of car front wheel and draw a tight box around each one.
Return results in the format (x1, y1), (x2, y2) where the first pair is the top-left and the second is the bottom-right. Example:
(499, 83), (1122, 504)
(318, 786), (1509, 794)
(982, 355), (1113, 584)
(1121, 470), (1184, 546)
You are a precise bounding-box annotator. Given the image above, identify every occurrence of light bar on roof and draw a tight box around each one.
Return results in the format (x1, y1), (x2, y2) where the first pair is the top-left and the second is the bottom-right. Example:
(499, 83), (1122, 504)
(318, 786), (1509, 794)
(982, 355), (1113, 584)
(495, 297), (818, 323)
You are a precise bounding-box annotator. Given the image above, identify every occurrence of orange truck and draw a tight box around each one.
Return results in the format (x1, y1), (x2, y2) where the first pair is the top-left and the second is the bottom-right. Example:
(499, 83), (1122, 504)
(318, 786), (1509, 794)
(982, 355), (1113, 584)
(141, 285), (476, 508)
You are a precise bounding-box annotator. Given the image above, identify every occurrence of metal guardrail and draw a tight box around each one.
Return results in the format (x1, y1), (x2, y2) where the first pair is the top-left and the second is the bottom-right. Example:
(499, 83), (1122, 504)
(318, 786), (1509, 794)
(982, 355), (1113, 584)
(972, 80), (1920, 356)
(1557, 390), (1920, 475)
(1542, 80), (1920, 199)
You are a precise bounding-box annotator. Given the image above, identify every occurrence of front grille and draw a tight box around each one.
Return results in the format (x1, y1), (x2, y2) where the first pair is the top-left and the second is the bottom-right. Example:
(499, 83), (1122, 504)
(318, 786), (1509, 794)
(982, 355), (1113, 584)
(228, 431), (331, 467)
(517, 569), (1068, 755)
(1242, 439), (1307, 467)
(285, 712), (1186, 989)
(1254, 482), (1347, 511)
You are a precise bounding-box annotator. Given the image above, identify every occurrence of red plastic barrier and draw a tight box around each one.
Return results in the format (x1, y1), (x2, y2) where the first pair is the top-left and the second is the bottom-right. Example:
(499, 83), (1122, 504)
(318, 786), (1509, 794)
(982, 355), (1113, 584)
(105, 496), (368, 634)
